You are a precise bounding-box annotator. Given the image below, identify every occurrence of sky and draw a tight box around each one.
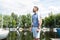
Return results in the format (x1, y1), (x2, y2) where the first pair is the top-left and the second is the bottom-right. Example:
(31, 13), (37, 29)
(0, 0), (60, 18)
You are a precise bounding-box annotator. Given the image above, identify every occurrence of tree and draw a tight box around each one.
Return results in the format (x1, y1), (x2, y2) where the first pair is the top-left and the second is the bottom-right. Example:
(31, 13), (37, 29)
(11, 12), (18, 28)
(3, 15), (11, 28)
(26, 14), (32, 28)
(44, 13), (60, 28)
(20, 15), (27, 28)
(55, 13), (60, 27)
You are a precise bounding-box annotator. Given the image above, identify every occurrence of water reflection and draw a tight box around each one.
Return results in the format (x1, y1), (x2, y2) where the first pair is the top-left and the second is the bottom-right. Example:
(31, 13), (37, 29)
(0, 27), (49, 40)
(0, 28), (33, 40)
(0, 28), (59, 40)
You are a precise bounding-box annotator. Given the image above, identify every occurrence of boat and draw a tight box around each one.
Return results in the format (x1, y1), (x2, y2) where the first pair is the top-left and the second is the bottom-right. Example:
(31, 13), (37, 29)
(0, 28), (9, 39)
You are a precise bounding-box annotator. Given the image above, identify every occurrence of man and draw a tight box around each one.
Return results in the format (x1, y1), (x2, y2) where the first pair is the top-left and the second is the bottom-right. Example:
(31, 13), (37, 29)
(31, 6), (42, 40)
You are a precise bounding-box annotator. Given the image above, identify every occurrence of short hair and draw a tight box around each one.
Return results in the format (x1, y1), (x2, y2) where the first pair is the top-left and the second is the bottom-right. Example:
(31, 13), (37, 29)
(34, 6), (39, 11)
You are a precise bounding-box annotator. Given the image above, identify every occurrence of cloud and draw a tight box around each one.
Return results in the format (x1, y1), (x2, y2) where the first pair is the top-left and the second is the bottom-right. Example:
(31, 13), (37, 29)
(48, 6), (60, 14)
(0, 0), (43, 14)
(0, 0), (60, 18)
(0, 0), (33, 14)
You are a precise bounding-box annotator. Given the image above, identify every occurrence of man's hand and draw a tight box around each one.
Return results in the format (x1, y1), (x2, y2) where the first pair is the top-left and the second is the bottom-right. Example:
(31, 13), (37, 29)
(38, 26), (40, 29)
(37, 28), (40, 32)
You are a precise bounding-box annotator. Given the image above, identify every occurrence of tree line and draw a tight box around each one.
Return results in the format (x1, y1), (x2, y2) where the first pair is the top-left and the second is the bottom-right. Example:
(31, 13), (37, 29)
(0, 12), (60, 28)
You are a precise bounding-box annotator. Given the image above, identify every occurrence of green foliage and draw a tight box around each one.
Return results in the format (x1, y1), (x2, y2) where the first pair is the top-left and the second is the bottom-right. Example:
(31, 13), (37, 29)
(55, 13), (60, 25)
(11, 12), (18, 28)
(20, 15), (27, 28)
(20, 14), (32, 28)
(3, 13), (32, 28)
(3, 15), (11, 28)
(44, 12), (60, 28)
(26, 14), (32, 27)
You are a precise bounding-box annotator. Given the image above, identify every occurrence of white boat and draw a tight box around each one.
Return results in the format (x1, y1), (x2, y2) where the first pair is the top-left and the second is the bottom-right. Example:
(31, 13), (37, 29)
(0, 28), (9, 39)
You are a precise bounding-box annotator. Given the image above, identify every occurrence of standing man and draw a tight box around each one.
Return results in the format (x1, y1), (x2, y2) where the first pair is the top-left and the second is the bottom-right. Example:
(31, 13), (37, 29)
(31, 6), (42, 40)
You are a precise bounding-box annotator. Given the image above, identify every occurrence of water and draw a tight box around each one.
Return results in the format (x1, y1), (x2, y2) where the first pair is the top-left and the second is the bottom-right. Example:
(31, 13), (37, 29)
(0, 29), (44, 40)
(0, 28), (52, 40)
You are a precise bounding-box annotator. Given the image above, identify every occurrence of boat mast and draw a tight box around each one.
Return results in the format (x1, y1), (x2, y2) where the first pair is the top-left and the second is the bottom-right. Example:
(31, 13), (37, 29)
(1, 13), (3, 28)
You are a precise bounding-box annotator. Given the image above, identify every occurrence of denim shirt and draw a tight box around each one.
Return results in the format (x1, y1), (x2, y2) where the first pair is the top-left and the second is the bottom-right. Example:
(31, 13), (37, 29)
(32, 13), (39, 27)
